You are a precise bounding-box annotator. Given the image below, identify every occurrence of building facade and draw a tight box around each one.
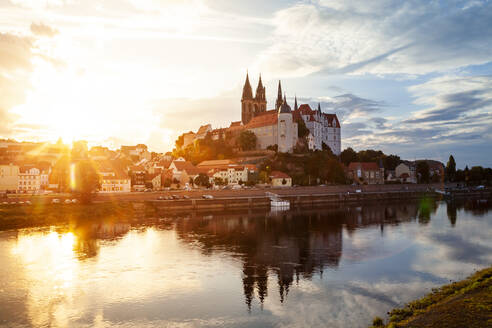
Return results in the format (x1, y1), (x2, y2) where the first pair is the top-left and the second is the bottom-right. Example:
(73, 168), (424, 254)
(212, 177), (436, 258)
(347, 162), (384, 185)
(18, 167), (41, 192)
(0, 164), (19, 192)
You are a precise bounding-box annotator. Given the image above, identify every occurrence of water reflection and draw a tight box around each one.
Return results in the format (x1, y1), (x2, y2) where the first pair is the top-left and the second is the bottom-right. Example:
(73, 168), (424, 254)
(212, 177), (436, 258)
(0, 198), (491, 328)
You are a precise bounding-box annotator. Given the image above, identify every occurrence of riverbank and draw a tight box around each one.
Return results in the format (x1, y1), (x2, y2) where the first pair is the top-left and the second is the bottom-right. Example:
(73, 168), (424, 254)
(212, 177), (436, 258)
(370, 266), (492, 328)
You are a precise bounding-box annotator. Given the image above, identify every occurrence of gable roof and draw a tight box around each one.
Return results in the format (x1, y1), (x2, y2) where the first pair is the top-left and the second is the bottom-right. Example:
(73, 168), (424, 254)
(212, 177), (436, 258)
(171, 160), (196, 172)
(245, 111), (278, 129)
(348, 162), (380, 171)
(269, 171), (290, 179)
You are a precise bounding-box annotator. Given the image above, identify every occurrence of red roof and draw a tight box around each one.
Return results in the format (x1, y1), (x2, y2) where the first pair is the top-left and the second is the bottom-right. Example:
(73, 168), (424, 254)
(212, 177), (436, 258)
(269, 171), (290, 179)
(245, 111), (278, 129)
(229, 121), (242, 128)
(171, 160), (196, 172)
(348, 162), (379, 171)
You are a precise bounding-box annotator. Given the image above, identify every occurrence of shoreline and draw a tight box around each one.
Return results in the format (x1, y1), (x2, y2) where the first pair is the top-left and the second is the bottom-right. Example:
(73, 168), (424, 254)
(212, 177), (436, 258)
(370, 266), (492, 328)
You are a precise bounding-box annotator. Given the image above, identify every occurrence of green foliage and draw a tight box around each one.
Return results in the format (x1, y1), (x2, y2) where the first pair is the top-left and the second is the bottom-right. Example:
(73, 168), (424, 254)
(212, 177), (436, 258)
(237, 130), (257, 151)
(71, 160), (101, 204)
(416, 161), (430, 183)
(173, 133), (234, 165)
(446, 155), (456, 182)
(194, 173), (211, 188)
(340, 147), (357, 166)
(296, 118), (309, 138)
(372, 316), (384, 327)
(259, 150), (345, 186)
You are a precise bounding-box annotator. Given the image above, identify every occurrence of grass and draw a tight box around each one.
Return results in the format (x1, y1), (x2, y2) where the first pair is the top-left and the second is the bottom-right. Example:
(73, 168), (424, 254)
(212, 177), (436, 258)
(0, 202), (135, 230)
(369, 266), (492, 327)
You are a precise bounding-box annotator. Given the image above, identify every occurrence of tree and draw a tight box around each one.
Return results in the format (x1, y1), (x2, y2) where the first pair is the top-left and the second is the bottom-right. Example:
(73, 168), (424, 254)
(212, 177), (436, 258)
(296, 118), (309, 138)
(214, 177), (224, 186)
(383, 154), (401, 171)
(321, 142), (334, 157)
(282, 178), (287, 185)
(194, 173), (211, 188)
(446, 155), (456, 182)
(340, 147), (358, 166)
(237, 130), (257, 151)
(71, 160), (100, 203)
(416, 161), (430, 183)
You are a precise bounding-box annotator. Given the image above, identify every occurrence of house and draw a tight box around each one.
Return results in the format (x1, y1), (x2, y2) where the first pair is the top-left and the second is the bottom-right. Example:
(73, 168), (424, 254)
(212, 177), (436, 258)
(395, 163), (417, 183)
(269, 171), (292, 187)
(347, 162), (384, 185)
(145, 173), (161, 190)
(0, 164), (19, 192)
(211, 165), (251, 185)
(168, 159), (198, 182)
(100, 172), (131, 192)
(18, 166), (41, 192)
(129, 165), (147, 191)
(120, 144), (151, 162)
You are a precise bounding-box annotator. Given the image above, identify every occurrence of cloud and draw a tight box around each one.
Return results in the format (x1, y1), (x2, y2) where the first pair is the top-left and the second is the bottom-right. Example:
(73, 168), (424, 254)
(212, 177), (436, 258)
(0, 32), (33, 72)
(30, 22), (58, 37)
(258, 1), (492, 77)
(9, 0), (70, 9)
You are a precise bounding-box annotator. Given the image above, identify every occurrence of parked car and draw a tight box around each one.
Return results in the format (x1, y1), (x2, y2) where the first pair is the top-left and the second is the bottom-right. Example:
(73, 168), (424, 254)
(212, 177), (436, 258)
(157, 196), (165, 200)
(144, 189), (152, 192)
(64, 199), (72, 204)
(476, 185), (485, 190)
(52, 198), (60, 204)
(202, 194), (214, 199)
(183, 195), (190, 199)
(71, 199), (78, 203)
(172, 195), (180, 199)
(25, 200), (32, 205)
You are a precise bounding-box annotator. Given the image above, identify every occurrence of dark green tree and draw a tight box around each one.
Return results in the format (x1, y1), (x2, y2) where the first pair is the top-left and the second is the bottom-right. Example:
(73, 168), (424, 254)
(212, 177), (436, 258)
(416, 161), (430, 183)
(296, 118), (309, 138)
(340, 147), (358, 166)
(71, 160), (100, 203)
(446, 155), (456, 182)
(237, 130), (257, 151)
(194, 173), (211, 188)
(383, 154), (401, 171)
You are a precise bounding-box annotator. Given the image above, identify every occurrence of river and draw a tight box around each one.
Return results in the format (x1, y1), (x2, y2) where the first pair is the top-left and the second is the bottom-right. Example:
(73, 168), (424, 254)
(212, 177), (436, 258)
(0, 198), (491, 327)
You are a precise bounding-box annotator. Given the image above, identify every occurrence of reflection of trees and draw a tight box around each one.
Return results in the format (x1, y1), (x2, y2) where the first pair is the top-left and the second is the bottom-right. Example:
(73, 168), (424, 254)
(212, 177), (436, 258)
(445, 198), (491, 224)
(168, 202), (420, 310)
(71, 221), (131, 259)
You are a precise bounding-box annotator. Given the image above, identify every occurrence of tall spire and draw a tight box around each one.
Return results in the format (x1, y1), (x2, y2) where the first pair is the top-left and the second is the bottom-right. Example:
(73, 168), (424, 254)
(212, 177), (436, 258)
(283, 93), (287, 105)
(294, 95), (298, 111)
(255, 73), (265, 100)
(275, 80), (283, 110)
(318, 102), (321, 113)
(242, 71), (253, 100)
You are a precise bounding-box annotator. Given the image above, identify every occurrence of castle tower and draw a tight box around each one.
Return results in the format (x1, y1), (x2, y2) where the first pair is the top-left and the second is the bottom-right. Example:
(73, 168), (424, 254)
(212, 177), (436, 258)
(275, 80), (283, 110)
(294, 95), (298, 111)
(254, 74), (267, 115)
(241, 72), (255, 125)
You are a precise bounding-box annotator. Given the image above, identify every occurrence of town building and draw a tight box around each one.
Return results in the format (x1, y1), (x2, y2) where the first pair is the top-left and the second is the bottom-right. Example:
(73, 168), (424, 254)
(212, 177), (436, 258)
(18, 167), (41, 192)
(100, 173), (131, 192)
(293, 103), (341, 154)
(120, 144), (151, 162)
(395, 162), (417, 183)
(347, 162), (384, 185)
(210, 165), (255, 185)
(269, 171), (292, 187)
(0, 164), (19, 192)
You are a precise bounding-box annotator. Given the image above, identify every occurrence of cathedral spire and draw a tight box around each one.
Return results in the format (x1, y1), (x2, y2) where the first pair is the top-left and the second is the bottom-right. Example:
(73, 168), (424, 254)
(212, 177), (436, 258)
(242, 71), (253, 100)
(275, 80), (283, 110)
(255, 73), (265, 101)
(294, 95), (298, 111)
(318, 102), (321, 113)
(283, 93), (287, 105)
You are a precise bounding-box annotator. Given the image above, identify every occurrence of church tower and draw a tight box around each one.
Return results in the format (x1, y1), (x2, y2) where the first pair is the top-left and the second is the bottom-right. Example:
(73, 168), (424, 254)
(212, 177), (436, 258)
(254, 74), (267, 115)
(275, 80), (283, 110)
(241, 72), (255, 125)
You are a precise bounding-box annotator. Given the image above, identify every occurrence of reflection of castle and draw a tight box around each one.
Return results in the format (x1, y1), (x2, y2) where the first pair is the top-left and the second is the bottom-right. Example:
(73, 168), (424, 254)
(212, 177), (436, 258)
(168, 202), (422, 310)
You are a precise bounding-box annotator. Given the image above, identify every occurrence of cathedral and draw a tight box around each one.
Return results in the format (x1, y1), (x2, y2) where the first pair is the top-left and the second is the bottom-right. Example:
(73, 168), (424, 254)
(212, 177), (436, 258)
(240, 73), (341, 155)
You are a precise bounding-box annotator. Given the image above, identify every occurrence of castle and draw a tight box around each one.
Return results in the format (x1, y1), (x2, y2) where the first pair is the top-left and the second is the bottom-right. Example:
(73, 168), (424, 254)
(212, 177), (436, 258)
(180, 73), (341, 154)
(240, 73), (341, 154)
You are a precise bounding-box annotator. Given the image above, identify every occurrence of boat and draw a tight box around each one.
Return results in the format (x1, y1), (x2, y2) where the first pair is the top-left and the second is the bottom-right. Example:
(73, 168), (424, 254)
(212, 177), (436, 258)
(266, 192), (290, 208)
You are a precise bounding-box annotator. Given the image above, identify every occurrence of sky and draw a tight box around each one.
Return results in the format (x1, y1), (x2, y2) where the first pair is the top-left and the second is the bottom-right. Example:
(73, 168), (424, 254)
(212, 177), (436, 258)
(0, 0), (491, 168)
